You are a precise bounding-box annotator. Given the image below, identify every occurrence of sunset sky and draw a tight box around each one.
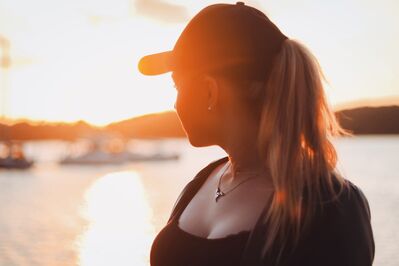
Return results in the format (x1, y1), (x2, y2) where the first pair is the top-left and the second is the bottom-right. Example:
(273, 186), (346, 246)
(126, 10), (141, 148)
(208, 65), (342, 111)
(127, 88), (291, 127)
(0, 0), (398, 126)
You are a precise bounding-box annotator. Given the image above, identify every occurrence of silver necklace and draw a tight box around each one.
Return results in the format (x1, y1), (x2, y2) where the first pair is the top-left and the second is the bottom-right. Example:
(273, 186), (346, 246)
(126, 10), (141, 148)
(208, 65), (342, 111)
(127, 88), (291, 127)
(215, 162), (265, 202)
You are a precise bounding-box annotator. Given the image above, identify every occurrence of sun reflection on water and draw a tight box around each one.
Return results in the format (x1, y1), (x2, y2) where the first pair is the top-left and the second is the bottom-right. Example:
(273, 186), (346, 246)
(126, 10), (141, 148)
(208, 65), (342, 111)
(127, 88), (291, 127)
(77, 171), (155, 266)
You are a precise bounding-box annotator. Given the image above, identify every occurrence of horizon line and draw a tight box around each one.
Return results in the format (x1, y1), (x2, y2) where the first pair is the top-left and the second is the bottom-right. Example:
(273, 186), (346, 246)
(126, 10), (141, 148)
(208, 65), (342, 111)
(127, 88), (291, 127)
(1, 97), (399, 127)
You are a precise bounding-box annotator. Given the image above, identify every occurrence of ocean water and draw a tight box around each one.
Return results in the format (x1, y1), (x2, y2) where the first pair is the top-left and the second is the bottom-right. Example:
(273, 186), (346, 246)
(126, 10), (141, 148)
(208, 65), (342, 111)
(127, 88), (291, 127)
(0, 136), (397, 266)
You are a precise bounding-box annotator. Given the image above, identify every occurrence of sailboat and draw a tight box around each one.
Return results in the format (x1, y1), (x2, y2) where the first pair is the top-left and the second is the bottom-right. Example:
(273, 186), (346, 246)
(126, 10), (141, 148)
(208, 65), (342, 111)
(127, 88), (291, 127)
(0, 141), (33, 169)
(0, 35), (34, 169)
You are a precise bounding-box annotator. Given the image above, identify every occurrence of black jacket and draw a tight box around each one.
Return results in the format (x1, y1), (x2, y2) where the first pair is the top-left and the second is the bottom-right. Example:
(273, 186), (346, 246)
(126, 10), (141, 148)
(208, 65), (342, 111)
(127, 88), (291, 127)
(167, 157), (375, 266)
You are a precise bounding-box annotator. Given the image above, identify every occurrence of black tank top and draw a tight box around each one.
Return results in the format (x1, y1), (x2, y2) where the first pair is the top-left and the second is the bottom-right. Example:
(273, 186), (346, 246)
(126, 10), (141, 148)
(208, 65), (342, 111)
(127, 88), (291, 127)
(150, 210), (251, 266)
(150, 157), (375, 265)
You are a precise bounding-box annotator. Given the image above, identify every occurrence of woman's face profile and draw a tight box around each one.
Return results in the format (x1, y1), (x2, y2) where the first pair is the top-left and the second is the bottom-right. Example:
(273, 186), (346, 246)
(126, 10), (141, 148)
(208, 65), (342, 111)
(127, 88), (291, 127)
(172, 71), (214, 147)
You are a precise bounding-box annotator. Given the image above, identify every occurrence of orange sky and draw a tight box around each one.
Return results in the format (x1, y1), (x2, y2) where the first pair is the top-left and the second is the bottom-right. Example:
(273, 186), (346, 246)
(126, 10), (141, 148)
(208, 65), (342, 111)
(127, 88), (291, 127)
(0, 0), (398, 126)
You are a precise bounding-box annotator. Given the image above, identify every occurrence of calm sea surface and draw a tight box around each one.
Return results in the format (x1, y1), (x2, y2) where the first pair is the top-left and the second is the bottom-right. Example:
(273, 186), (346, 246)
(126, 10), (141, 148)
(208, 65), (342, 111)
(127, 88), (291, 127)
(0, 136), (397, 266)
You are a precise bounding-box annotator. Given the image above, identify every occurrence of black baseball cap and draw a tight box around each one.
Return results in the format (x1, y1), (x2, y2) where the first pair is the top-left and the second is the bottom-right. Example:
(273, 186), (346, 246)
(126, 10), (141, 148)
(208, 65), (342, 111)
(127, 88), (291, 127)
(138, 2), (287, 78)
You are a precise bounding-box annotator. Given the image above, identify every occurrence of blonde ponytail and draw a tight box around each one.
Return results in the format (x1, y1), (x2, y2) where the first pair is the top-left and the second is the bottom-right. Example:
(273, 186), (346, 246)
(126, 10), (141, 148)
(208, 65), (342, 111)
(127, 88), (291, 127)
(257, 39), (351, 262)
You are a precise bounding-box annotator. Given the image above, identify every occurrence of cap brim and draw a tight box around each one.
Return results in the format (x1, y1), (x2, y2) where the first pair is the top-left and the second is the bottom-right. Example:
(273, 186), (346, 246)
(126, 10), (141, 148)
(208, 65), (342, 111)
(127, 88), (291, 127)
(138, 51), (174, 76)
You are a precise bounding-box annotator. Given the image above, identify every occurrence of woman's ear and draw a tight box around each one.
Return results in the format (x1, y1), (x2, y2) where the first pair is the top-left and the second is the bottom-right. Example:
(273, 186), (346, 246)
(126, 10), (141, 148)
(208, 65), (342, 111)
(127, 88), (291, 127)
(202, 75), (219, 110)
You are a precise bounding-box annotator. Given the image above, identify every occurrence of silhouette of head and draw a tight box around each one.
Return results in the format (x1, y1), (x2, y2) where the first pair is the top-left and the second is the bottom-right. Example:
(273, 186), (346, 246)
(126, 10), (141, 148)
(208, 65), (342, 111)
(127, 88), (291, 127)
(138, 2), (287, 146)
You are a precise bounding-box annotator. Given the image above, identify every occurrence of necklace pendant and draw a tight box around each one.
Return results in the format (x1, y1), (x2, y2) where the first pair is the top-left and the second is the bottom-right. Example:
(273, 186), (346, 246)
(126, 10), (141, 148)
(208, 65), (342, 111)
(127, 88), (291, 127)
(215, 187), (225, 202)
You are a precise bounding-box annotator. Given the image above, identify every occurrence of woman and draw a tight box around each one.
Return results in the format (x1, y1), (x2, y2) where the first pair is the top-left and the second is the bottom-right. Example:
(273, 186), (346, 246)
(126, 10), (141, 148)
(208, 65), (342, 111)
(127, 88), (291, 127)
(138, 2), (375, 266)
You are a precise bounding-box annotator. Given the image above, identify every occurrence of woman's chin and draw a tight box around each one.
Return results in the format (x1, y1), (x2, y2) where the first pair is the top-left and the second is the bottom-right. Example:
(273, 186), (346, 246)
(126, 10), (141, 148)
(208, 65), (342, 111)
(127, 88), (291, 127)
(186, 135), (212, 148)
(187, 138), (205, 148)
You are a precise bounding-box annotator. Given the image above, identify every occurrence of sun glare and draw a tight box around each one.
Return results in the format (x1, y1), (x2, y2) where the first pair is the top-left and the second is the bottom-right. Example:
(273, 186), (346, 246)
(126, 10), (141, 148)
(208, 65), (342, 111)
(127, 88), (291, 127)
(77, 171), (155, 266)
(1, 0), (181, 126)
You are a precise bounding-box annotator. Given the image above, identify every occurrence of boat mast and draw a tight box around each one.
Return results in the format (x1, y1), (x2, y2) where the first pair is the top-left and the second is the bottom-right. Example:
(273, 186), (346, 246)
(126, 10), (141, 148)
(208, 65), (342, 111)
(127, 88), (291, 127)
(0, 35), (10, 142)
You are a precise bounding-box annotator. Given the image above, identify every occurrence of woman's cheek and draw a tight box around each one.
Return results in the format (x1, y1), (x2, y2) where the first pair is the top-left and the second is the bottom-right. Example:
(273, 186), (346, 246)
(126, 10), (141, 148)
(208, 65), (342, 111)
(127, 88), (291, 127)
(175, 92), (189, 120)
(175, 90), (203, 133)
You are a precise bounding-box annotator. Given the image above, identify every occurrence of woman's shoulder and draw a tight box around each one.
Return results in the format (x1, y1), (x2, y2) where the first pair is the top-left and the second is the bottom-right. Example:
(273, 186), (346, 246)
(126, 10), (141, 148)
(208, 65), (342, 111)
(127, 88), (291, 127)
(291, 177), (375, 265)
(318, 176), (372, 221)
(311, 175), (373, 235)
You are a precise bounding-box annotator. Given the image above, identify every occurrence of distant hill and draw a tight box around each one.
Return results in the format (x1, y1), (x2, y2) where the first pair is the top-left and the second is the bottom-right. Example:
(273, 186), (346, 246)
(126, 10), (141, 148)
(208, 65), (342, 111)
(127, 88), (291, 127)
(0, 120), (100, 141)
(0, 111), (185, 141)
(108, 106), (399, 137)
(0, 106), (398, 140)
(336, 105), (399, 134)
(106, 111), (186, 139)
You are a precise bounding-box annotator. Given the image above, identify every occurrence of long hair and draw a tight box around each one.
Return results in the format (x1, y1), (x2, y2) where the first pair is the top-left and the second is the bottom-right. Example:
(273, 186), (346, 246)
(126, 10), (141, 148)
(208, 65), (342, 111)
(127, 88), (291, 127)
(208, 38), (351, 263)
(255, 38), (351, 262)
(210, 39), (351, 265)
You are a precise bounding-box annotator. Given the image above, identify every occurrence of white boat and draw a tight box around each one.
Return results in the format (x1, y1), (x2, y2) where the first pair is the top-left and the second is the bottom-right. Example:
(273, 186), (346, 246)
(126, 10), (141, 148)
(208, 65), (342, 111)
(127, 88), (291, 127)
(59, 136), (179, 165)
(128, 152), (180, 162)
(60, 150), (131, 165)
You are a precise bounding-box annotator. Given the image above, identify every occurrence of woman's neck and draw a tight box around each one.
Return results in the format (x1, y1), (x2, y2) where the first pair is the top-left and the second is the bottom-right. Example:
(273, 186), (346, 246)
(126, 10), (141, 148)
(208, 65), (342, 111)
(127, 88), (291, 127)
(220, 134), (270, 184)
